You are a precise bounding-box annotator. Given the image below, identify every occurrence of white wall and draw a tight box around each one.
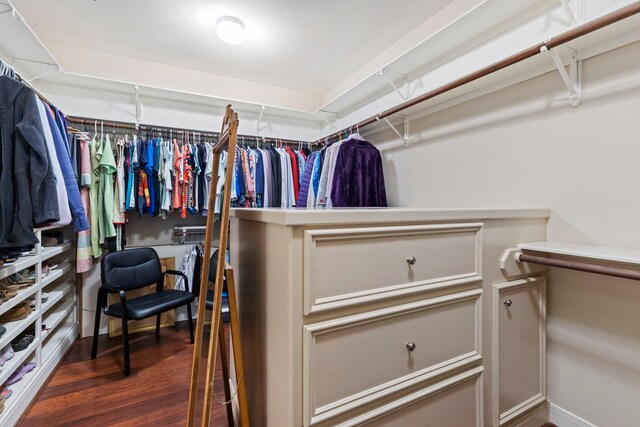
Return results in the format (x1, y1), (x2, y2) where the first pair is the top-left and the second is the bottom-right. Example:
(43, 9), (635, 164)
(369, 40), (640, 427)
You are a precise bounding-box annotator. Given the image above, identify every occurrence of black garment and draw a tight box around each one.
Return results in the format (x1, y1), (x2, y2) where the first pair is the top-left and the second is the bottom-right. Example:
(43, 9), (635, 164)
(268, 147), (280, 207)
(197, 144), (206, 211)
(0, 76), (59, 247)
(191, 246), (203, 297)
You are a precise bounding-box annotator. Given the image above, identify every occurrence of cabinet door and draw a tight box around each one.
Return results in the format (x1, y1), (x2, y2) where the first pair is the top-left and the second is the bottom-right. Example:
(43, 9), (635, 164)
(492, 277), (546, 426)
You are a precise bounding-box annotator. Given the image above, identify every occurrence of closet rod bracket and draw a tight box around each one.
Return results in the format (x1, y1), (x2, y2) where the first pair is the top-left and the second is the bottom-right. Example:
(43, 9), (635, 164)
(317, 110), (339, 133)
(559, 0), (578, 24)
(134, 85), (143, 123)
(377, 115), (410, 148)
(540, 45), (582, 107)
(256, 105), (267, 135)
(377, 69), (409, 100)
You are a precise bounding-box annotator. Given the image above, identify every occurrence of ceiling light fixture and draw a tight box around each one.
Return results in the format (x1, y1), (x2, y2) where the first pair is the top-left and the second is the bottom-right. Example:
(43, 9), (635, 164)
(216, 16), (246, 45)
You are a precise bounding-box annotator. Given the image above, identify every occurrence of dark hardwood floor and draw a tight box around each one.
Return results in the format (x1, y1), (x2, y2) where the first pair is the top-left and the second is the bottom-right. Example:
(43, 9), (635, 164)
(19, 322), (232, 426)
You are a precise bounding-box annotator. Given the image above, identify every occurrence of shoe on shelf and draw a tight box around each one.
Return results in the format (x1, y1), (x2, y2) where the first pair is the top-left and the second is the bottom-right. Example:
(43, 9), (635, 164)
(41, 292), (50, 303)
(0, 289), (17, 302)
(11, 335), (34, 352)
(0, 280), (20, 291)
(0, 303), (31, 322)
(1, 388), (12, 400)
(6, 362), (35, 385)
(0, 326), (5, 338)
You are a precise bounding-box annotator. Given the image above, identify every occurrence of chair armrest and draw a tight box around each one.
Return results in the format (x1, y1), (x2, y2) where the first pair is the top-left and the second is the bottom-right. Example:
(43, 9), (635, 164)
(165, 269), (190, 292)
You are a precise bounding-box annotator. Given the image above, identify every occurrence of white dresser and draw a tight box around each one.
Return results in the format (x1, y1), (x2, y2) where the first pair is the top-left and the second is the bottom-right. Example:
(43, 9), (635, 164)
(229, 208), (549, 427)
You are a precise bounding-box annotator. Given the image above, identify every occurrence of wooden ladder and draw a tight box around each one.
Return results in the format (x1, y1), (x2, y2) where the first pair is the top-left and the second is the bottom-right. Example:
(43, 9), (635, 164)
(186, 105), (250, 427)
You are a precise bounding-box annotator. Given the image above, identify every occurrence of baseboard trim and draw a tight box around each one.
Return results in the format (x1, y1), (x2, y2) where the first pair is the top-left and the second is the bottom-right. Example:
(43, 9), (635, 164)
(549, 403), (598, 427)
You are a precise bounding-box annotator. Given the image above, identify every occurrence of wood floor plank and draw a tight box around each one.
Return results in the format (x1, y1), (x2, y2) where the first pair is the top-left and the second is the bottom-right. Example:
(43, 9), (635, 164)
(18, 322), (232, 427)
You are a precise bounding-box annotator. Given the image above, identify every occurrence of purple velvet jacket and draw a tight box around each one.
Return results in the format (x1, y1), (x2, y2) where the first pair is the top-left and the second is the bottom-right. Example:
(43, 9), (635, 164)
(330, 138), (387, 207)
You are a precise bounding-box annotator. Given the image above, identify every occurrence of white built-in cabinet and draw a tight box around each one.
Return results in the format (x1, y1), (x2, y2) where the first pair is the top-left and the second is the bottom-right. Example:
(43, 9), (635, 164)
(0, 228), (78, 426)
(492, 277), (547, 427)
(229, 208), (549, 427)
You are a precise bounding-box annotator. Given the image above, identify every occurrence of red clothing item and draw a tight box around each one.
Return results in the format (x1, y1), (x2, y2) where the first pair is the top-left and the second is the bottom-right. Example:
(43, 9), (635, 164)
(285, 146), (299, 202)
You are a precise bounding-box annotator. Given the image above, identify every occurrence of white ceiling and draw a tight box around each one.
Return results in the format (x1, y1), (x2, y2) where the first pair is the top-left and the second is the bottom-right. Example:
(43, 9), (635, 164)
(10, 0), (464, 110)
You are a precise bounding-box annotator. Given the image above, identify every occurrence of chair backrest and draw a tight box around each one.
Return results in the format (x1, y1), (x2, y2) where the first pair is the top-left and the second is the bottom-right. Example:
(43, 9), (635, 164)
(208, 248), (231, 282)
(101, 247), (163, 292)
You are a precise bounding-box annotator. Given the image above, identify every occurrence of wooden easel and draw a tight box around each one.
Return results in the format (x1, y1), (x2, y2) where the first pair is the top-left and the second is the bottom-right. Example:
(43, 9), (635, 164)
(187, 105), (250, 427)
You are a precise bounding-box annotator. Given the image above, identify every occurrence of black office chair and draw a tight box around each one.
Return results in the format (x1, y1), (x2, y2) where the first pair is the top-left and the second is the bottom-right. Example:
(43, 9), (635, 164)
(91, 247), (195, 376)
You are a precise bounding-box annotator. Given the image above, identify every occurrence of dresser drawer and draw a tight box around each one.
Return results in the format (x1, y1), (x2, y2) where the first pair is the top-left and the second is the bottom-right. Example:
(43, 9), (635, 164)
(303, 223), (482, 314)
(336, 367), (483, 427)
(303, 289), (482, 426)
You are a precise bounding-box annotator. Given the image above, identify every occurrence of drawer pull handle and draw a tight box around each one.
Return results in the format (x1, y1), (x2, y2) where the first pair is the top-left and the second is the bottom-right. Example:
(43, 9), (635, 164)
(406, 256), (416, 265)
(405, 342), (416, 352)
(504, 299), (513, 308)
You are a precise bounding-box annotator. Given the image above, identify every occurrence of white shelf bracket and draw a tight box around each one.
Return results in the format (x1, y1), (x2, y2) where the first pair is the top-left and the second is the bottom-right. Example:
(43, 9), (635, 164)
(559, 0), (578, 24)
(134, 85), (143, 123)
(377, 69), (408, 100)
(25, 65), (61, 84)
(378, 115), (410, 148)
(540, 45), (582, 107)
(317, 110), (338, 133)
(256, 105), (267, 135)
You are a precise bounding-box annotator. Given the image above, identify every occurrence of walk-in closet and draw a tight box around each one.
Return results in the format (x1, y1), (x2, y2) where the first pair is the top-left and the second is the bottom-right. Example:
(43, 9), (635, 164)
(1, 0), (640, 426)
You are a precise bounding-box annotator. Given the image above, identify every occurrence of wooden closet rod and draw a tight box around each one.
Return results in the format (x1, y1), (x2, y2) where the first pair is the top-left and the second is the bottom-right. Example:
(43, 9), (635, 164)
(65, 115), (311, 146)
(315, 1), (640, 143)
(518, 253), (640, 281)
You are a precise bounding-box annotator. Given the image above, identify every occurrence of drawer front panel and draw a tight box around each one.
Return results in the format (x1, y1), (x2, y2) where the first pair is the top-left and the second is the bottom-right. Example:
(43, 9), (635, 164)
(304, 289), (482, 426)
(303, 223), (482, 314)
(339, 367), (483, 427)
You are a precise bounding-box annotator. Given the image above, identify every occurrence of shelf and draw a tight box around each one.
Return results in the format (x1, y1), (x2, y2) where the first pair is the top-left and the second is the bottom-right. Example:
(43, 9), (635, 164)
(0, 255), (39, 281)
(0, 361), (39, 413)
(518, 242), (640, 266)
(43, 322), (77, 366)
(42, 300), (76, 340)
(0, 284), (40, 318)
(0, 310), (38, 351)
(41, 242), (72, 261)
(41, 263), (73, 288)
(0, 337), (38, 387)
(41, 282), (74, 315)
(0, 242), (71, 283)
(0, 263), (73, 318)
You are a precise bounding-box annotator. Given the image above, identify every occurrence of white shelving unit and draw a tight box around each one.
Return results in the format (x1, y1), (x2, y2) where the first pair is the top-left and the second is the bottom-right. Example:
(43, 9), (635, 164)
(0, 230), (77, 426)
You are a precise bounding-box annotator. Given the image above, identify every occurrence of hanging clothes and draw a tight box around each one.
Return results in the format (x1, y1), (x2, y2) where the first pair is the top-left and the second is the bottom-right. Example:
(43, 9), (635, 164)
(330, 136), (387, 207)
(36, 100), (72, 226)
(76, 136), (93, 272)
(99, 134), (117, 242)
(0, 76), (60, 248)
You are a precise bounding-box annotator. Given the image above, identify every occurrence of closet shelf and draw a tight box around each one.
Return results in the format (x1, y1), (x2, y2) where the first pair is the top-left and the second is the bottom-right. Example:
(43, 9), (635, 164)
(42, 300), (76, 339)
(0, 310), (39, 351)
(518, 242), (640, 265)
(0, 284), (42, 318)
(0, 263), (72, 318)
(0, 242), (72, 282)
(41, 283), (74, 316)
(0, 255), (39, 281)
(0, 364), (38, 416)
(43, 323), (77, 366)
(41, 263), (73, 288)
(41, 242), (72, 261)
(0, 338), (39, 387)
